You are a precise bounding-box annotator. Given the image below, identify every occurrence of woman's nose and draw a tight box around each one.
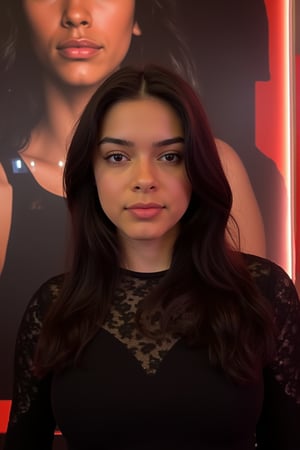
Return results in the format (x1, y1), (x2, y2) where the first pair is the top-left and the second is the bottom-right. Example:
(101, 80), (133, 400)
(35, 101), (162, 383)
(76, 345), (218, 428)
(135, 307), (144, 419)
(61, 0), (92, 28)
(132, 161), (157, 193)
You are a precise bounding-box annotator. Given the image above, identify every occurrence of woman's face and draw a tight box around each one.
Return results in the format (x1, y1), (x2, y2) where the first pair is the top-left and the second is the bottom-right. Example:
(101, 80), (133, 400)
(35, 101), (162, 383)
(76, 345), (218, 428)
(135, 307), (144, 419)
(22, 0), (141, 88)
(94, 97), (192, 251)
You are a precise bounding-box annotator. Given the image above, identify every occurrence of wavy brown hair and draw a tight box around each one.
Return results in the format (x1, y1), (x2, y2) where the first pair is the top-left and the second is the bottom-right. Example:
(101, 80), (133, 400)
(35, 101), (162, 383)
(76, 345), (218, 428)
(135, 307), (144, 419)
(35, 65), (275, 383)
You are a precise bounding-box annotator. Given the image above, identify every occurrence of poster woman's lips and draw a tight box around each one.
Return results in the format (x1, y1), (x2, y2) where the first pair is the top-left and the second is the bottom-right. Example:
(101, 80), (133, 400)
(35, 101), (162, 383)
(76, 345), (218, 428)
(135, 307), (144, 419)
(126, 203), (165, 219)
(57, 39), (102, 59)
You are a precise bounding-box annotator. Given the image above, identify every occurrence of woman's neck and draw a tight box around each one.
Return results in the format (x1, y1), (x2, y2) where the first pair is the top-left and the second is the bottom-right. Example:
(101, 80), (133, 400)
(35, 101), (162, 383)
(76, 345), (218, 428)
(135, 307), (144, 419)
(28, 82), (96, 162)
(18, 81), (98, 196)
(119, 233), (178, 273)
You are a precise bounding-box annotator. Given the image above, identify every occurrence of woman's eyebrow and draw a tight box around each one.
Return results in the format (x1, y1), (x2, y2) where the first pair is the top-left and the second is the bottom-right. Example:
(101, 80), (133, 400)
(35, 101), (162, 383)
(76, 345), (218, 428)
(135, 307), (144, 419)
(98, 137), (134, 146)
(97, 136), (184, 147)
(152, 137), (184, 147)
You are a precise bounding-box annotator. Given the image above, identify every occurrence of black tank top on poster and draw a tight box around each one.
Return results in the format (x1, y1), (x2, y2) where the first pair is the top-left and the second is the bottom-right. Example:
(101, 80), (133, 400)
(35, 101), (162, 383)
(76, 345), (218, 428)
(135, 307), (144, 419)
(0, 155), (68, 399)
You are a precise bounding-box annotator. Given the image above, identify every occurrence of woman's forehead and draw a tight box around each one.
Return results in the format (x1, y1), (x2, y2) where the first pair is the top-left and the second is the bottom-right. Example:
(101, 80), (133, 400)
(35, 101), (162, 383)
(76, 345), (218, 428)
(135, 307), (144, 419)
(99, 97), (183, 142)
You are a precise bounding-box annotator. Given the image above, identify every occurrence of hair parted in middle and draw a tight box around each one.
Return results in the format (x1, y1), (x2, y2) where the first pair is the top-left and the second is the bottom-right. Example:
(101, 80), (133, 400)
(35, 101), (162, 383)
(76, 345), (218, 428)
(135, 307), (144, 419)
(65, 63), (232, 256)
(36, 65), (275, 383)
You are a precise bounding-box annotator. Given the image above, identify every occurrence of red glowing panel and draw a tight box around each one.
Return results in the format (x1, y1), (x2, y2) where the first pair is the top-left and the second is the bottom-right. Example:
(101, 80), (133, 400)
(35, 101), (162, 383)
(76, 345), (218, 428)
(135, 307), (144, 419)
(256, 0), (294, 277)
(0, 401), (11, 433)
(296, 55), (300, 281)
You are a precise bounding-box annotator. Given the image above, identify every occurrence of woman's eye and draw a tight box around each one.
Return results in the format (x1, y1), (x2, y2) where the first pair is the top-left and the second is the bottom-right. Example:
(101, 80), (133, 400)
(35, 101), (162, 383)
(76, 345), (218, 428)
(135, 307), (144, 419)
(159, 152), (182, 163)
(105, 153), (129, 163)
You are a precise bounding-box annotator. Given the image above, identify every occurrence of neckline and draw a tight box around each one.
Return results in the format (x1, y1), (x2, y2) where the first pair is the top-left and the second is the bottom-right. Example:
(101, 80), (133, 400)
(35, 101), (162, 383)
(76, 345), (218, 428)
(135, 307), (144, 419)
(120, 268), (168, 279)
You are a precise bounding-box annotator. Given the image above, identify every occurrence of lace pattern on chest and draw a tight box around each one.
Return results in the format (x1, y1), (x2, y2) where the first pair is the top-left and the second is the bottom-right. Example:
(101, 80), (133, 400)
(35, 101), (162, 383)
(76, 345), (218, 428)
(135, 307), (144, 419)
(103, 271), (179, 375)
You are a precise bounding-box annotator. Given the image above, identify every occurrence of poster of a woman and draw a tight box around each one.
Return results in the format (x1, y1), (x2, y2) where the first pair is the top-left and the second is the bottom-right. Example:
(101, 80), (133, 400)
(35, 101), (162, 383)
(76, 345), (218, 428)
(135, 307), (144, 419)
(0, 0), (297, 448)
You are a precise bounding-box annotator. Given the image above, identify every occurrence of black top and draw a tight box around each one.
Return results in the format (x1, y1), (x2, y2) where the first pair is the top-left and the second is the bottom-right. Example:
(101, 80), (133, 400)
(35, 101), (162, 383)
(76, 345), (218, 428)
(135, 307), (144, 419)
(4, 254), (300, 450)
(0, 156), (68, 398)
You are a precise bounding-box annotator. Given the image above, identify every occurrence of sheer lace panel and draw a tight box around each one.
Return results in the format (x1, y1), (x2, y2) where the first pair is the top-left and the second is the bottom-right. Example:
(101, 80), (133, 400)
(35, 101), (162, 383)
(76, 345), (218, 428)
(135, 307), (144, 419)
(9, 276), (63, 425)
(103, 270), (179, 375)
(268, 264), (300, 403)
(247, 255), (300, 404)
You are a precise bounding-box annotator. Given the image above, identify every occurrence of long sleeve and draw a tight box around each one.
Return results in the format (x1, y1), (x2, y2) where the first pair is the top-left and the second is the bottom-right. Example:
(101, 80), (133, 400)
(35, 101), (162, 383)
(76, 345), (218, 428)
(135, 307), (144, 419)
(255, 260), (300, 449)
(3, 276), (63, 450)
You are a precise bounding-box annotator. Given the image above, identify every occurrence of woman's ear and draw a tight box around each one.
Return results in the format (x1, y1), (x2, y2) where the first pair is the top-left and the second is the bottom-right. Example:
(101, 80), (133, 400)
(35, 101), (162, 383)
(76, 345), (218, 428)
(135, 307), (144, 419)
(132, 21), (142, 36)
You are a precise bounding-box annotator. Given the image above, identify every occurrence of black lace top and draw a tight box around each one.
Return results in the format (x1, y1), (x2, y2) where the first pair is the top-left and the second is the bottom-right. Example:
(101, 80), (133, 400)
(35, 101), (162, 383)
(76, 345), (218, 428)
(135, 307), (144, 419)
(4, 254), (300, 450)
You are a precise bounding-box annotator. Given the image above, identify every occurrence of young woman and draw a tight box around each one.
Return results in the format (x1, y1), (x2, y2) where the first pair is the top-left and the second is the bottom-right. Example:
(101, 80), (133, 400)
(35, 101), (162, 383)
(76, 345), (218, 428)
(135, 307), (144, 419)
(0, 0), (265, 401)
(4, 65), (300, 450)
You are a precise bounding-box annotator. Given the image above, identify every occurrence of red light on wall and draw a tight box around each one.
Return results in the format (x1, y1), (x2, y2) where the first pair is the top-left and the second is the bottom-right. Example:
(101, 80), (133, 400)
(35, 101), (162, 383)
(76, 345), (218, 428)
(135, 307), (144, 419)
(0, 400), (61, 435)
(256, 0), (295, 277)
(0, 401), (11, 433)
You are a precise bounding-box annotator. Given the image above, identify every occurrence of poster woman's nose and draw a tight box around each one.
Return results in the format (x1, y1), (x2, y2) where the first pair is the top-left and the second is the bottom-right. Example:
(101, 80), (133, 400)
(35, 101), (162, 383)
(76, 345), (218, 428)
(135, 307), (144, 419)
(61, 0), (92, 28)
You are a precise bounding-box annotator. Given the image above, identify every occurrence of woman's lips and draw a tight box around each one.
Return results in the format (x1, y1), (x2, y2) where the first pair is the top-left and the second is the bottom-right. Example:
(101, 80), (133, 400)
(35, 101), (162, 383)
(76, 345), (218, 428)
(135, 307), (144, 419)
(57, 39), (102, 59)
(126, 204), (165, 219)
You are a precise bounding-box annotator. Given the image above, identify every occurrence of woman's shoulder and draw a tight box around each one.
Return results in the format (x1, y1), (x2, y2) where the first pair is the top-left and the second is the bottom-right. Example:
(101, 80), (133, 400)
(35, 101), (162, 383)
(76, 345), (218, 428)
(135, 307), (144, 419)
(23, 273), (65, 324)
(34, 273), (65, 303)
(242, 252), (289, 278)
(214, 138), (243, 165)
(242, 252), (291, 285)
(242, 252), (278, 275)
(241, 252), (299, 310)
(0, 162), (10, 186)
(0, 162), (13, 272)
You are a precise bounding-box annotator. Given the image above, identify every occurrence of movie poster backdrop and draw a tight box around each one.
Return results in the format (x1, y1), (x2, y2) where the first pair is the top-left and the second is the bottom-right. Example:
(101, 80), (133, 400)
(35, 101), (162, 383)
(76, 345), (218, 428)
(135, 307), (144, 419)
(0, 1), (296, 447)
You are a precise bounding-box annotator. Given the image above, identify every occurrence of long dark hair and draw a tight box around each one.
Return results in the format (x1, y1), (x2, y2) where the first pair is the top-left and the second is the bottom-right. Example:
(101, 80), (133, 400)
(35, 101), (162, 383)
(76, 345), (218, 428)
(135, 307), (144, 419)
(35, 65), (275, 383)
(0, 0), (44, 152)
(0, 0), (197, 156)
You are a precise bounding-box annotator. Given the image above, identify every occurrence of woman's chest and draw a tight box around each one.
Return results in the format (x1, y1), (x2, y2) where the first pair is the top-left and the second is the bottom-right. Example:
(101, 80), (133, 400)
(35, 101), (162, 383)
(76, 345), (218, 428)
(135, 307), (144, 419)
(51, 329), (263, 450)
